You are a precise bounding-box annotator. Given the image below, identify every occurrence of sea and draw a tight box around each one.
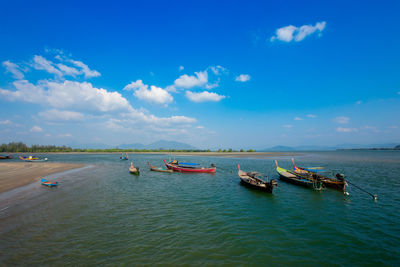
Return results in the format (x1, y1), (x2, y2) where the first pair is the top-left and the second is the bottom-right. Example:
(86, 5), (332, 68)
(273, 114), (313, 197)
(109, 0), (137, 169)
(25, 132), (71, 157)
(1, 151), (399, 266)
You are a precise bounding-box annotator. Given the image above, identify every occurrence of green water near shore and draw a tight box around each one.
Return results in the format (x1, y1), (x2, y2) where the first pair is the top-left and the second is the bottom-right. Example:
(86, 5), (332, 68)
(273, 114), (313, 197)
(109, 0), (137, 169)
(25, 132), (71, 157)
(1, 151), (399, 266)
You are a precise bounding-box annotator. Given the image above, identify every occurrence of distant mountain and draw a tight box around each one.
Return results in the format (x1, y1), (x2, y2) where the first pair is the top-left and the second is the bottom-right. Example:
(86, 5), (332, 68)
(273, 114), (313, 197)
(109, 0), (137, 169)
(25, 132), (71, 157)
(395, 145), (400, 149)
(117, 140), (197, 150)
(145, 140), (197, 150)
(68, 143), (114, 149)
(260, 143), (400, 151)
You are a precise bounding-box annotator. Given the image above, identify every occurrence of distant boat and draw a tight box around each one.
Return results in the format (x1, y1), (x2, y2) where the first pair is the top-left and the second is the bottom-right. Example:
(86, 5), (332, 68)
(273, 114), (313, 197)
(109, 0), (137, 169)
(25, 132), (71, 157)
(291, 158), (346, 191)
(275, 160), (323, 190)
(0, 154), (13, 159)
(163, 159), (216, 173)
(19, 155), (48, 162)
(129, 162), (140, 175)
(41, 178), (58, 187)
(120, 153), (129, 160)
(147, 162), (173, 173)
(238, 164), (277, 193)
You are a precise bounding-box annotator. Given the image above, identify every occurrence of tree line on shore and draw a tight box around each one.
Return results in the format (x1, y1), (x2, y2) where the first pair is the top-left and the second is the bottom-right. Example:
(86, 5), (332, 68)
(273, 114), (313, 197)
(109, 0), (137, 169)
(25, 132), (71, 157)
(0, 142), (256, 153)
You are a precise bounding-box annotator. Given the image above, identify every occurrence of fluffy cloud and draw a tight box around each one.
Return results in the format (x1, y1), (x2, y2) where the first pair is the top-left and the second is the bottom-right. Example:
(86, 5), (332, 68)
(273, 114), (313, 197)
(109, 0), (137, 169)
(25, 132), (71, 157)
(294, 117), (303, 121)
(2, 61), (24, 79)
(333, 116), (350, 124)
(185, 91), (226, 103)
(39, 109), (85, 121)
(69, 60), (101, 78)
(30, 126), (43, 132)
(271, 21), (326, 42)
(174, 71), (208, 88)
(210, 65), (227, 75)
(0, 80), (132, 113)
(235, 74), (251, 82)
(33, 55), (63, 76)
(0, 120), (12, 125)
(336, 127), (357, 133)
(124, 80), (173, 105)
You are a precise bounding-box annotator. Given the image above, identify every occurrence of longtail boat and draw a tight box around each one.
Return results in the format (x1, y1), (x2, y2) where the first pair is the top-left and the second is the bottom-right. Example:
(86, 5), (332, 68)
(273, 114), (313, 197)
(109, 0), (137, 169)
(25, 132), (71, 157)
(147, 162), (173, 173)
(291, 159), (346, 191)
(41, 178), (58, 187)
(0, 154), (13, 159)
(19, 155), (48, 162)
(163, 159), (216, 173)
(129, 162), (140, 175)
(275, 160), (323, 190)
(238, 164), (277, 193)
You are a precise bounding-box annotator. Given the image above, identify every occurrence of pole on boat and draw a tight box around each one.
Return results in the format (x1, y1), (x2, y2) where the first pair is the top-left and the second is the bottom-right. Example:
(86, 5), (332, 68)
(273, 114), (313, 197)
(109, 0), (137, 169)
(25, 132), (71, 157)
(345, 179), (377, 201)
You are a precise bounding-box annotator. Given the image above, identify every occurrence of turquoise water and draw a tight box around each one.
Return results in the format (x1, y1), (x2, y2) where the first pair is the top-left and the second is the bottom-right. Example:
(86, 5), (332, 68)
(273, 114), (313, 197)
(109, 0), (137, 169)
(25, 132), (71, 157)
(1, 151), (399, 266)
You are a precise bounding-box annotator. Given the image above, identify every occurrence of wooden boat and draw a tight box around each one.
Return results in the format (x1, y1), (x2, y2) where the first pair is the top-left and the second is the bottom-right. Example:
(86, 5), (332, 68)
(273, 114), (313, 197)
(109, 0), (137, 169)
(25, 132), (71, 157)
(238, 164), (277, 193)
(275, 160), (323, 190)
(163, 159), (216, 173)
(0, 154), (13, 159)
(291, 159), (346, 191)
(129, 162), (140, 175)
(19, 155), (48, 162)
(41, 178), (58, 187)
(147, 162), (173, 173)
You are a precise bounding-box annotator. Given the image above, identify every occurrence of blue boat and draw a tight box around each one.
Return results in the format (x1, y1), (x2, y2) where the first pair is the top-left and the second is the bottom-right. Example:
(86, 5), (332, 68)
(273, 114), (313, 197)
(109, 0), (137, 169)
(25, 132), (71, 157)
(41, 178), (58, 187)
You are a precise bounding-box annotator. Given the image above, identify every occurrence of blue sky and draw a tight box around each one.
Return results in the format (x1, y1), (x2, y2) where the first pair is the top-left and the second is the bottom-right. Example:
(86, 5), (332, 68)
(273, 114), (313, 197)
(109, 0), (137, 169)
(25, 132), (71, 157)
(0, 0), (399, 149)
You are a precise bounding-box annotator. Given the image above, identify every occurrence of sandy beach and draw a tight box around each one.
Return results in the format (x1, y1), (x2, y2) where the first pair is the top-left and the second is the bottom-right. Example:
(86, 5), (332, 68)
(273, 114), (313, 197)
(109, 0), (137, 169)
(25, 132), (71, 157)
(0, 162), (85, 194)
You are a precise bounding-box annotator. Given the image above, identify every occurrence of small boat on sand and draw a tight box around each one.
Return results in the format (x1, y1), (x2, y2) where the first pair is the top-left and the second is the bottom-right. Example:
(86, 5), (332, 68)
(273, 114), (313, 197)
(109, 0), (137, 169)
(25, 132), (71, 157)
(275, 160), (323, 190)
(0, 154), (13, 159)
(19, 155), (48, 162)
(238, 164), (277, 193)
(148, 162), (173, 173)
(129, 162), (140, 175)
(164, 159), (216, 173)
(291, 158), (346, 191)
(41, 178), (58, 187)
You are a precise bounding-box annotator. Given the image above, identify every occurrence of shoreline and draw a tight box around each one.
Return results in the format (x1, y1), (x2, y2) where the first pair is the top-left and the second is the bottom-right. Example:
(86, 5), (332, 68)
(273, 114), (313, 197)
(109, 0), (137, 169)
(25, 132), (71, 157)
(0, 162), (85, 194)
(5, 151), (301, 158)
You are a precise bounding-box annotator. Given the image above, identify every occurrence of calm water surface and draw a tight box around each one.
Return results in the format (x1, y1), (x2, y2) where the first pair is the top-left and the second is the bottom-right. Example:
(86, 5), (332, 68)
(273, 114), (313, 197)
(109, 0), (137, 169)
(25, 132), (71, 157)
(1, 151), (399, 266)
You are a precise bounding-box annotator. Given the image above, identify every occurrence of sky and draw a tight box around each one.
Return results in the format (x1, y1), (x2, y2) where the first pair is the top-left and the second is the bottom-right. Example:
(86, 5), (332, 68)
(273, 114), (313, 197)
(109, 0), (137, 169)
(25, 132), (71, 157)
(0, 0), (399, 149)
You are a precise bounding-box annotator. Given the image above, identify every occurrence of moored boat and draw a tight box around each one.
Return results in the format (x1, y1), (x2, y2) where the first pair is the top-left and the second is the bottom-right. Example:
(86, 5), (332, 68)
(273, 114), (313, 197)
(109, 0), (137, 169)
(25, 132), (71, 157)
(148, 162), (173, 173)
(0, 154), (13, 159)
(291, 159), (346, 191)
(275, 160), (323, 190)
(41, 178), (58, 187)
(129, 162), (140, 175)
(238, 164), (277, 193)
(120, 153), (129, 160)
(19, 155), (48, 162)
(164, 159), (216, 173)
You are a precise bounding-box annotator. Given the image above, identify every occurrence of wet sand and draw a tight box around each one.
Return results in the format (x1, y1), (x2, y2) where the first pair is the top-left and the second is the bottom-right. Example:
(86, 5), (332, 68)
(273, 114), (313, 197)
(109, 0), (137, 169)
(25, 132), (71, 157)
(0, 162), (85, 194)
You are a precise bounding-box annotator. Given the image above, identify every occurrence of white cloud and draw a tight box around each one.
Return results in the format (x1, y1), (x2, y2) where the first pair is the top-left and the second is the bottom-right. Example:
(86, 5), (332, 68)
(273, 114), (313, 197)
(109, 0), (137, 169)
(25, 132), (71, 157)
(30, 126), (43, 132)
(283, 124), (293, 128)
(2, 61), (24, 79)
(235, 74), (251, 82)
(33, 55), (63, 77)
(39, 109), (85, 121)
(69, 60), (100, 78)
(59, 133), (72, 137)
(209, 65), (227, 75)
(196, 125), (204, 129)
(333, 116), (350, 124)
(179, 66), (184, 71)
(124, 80), (173, 105)
(174, 71), (208, 88)
(0, 120), (12, 125)
(294, 117), (303, 121)
(185, 91), (226, 103)
(0, 79), (132, 113)
(56, 63), (80, 76)
(336, 127), (357, 133)
(271, 21), (326, 42)
(307, 114), (317, 118)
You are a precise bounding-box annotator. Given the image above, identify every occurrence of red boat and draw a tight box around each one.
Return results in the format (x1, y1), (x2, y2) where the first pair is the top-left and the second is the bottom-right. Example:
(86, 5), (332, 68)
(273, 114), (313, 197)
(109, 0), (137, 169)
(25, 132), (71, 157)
(163, 159), (216, 173)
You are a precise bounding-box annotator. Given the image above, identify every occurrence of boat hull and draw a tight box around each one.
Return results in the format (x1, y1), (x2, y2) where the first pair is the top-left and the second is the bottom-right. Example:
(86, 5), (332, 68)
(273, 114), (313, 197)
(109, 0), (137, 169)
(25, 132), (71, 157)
(164, 159), (216, 173)
(240, 178), (274, 193)
(276, 166), (322, 190)
(41, 178), (58, 187)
